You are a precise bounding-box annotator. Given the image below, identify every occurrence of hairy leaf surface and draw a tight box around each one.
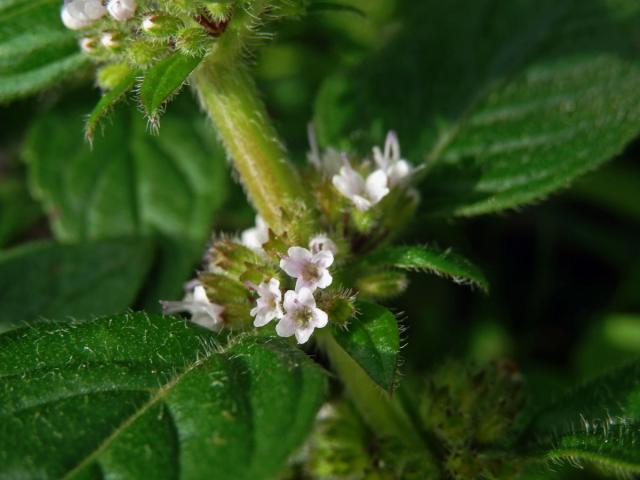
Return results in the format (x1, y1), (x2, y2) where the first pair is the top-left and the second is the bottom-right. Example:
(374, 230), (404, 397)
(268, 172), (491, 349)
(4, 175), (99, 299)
(333, 302), (400, 391)
(523, 360), (640, 474)
(316, 0), (640, 216)
(0, 0), (87, 103)
(140, 52), (204, 120)
(0, 239), (153, 331)
(358, 245), (489, 292)
(0, 314), (327, 479)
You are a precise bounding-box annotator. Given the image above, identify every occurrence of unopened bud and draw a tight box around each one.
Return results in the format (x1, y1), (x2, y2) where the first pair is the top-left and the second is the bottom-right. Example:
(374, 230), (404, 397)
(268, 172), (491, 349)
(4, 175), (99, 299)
(126, 39), (167, 67)
(176, 27), (211, 57)
(356, 271), (408, 300)
(101, 31), (123, 51)
(79, 36), (99, 53)
(199, 273), (252, 329)
(141, 13), (183, 36)
(322, 295), (356, 326)
(208, 239), (263, 279)
(97, 62), (131, 90)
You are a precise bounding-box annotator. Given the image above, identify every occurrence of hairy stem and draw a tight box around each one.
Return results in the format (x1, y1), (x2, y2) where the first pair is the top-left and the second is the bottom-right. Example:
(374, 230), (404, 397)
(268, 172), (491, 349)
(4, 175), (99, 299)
(192, 2), (314, 236)
(194, 61), (311, 234)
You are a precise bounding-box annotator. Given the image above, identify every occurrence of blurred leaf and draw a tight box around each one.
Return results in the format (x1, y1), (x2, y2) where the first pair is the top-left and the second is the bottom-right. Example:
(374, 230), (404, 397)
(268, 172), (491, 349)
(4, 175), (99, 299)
(522, 360), (640, 475)
(85, 69), (137, 142)
(0, 0), (88, 103)
(572, 163), (640, 223)
(0, 178), (41, 247)
(308, 2), (366, 17)
(316, 0), (640, 216)
(140, 52), (204, 120)
(0, 314), (327, 479)
(333, 302), (400, 391)
(24, 96), (229, 304)
(575, 313), (640, 376)
(0, 239), (153, 332)
(358, 245), (489, 292)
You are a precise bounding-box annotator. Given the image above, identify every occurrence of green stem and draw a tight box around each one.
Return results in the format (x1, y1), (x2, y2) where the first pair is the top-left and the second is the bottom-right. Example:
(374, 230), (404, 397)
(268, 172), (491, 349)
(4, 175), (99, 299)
(317, 331), (440, 472)
(194, 60), (311, 234)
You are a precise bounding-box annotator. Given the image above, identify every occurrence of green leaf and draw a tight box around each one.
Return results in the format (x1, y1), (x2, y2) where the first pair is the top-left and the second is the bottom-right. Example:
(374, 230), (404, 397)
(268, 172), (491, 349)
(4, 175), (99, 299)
(0, 314), (327, 479)
(0, 239), (153, 332)
(358, 245), (489, 292)
(24, 96), (229, 304)
(315, 0), (640, 216)
(0, 177), (41, 247)
(140, 52), (204, 120)
(85, 70), (137, 142)
(521, 360), (640, 475)
(0, 0), (88, 103)
(333, 302), (399, 391)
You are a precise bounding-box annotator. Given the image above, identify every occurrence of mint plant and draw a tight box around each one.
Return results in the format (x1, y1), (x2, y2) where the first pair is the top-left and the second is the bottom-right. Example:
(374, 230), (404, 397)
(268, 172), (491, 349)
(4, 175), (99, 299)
(2, 0), (640, 479)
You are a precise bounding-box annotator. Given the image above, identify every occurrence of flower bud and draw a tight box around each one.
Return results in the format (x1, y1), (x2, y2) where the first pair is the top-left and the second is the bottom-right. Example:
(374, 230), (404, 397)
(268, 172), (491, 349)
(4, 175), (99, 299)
(97, 62), (131, 90)
(100, 31), (123, 51)
(176, 27), (211, 57)
(199, 273), (252, 329)
(126, 39), (167, 68)
(79, 36), (99, 54)
(321, 294), (356, 326)
(106, 0), (136, 22)
(207, 239), (263, 279)
(141, 13), (183, 37)
(356, 271), (408, 300)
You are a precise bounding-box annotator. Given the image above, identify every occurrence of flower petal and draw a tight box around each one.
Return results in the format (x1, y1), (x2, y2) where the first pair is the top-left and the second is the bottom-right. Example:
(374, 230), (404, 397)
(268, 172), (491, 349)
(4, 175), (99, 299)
(276, 317), (297, 338)
(311, 308), (329, 329)
(295, 325), (315, 344)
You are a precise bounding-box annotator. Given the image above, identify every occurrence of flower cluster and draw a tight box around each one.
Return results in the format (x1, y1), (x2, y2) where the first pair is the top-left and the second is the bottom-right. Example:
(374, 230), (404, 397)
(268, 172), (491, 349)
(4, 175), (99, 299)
(249, 241), (334, 344)
(61, 0), (136, 30)
(162, 213), (337, 344)
(316, 131), (415, 212)
(160, 134), (416, 345)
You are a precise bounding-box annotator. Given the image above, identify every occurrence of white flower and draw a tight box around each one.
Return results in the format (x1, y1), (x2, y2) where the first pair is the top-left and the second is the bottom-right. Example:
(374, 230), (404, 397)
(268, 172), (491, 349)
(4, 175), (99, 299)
(61, 0), (106, 30)
(309, 234), (338, 256)
(373, 131), (414, 187)
(160, 284), (224, 331)
(332, 162), (389, 211)
(276, 288), (329, 344)
(241, 215), (269, 251)
(280, 246), (333, 292)
(250, 278), (284, 327)
(106, 0), (136, 21)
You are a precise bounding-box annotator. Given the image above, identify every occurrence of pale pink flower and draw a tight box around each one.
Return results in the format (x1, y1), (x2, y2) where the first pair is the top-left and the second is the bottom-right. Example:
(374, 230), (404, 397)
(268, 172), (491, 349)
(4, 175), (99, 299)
(161, 285), (224, 331)
(250, 278), (284, 327)
(280, 246), (333, 292)
(276, 288), (329, 344)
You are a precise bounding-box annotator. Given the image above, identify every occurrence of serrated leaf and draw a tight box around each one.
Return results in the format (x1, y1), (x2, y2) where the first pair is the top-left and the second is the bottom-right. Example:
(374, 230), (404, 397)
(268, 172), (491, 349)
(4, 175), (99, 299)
(0, 239), (153, 331)
(333, 302), (399, 391)
(140, 52), (204, 120)
(0, 0), (88, 103)
(315, 0), (640, 216)
(358, 245), (489, 292)
(23, 96), (229, 305)
(85, 70), (137, 142)
(0, 314), (327, 479)
(521, 360), (640, 475)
